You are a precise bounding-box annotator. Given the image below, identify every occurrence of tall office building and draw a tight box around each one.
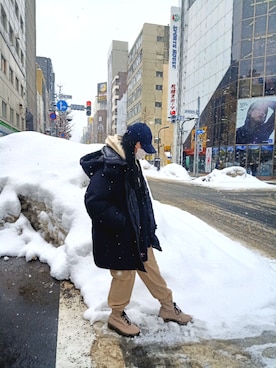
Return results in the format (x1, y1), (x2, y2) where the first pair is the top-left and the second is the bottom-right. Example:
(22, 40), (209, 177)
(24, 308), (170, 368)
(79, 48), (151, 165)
(107, 40), (128, 135)
(0, 0), (29, 135)
(127, 23), (173, 162)
(176, 0), (276, 178)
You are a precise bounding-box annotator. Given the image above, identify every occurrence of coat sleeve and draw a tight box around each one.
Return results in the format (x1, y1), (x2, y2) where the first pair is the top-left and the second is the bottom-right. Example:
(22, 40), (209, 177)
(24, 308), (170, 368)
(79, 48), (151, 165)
(84, 168), (127, 232)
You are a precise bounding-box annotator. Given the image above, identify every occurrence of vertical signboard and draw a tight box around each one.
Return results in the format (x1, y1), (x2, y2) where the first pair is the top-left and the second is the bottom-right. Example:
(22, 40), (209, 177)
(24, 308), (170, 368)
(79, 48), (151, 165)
(167, 6), (181, 119)
(97, 82), (107, 102)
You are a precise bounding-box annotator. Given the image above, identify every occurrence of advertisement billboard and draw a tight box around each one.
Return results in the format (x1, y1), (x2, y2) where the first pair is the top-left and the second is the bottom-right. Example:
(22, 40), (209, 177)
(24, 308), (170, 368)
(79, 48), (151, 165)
(236, 96), (276, 144)
(97, 82), (107, 102)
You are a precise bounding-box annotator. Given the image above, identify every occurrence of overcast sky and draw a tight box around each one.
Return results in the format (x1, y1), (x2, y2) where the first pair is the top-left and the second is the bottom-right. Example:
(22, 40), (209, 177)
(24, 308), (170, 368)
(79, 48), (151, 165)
(36, 0), (177, 140)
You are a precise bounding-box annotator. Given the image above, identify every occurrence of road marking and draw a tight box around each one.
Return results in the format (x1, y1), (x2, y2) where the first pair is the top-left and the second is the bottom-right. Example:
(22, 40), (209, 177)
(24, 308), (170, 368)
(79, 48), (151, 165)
(55, 281), (94, 368)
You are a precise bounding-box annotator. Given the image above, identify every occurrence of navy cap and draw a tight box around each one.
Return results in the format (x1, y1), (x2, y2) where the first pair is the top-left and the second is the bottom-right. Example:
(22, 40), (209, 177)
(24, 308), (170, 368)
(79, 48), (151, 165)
(126, 122), (156, 154)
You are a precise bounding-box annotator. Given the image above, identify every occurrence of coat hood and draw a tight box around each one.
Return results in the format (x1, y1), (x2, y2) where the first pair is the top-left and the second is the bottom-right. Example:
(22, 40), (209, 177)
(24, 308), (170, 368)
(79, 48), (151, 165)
(80, 135), (126, 178)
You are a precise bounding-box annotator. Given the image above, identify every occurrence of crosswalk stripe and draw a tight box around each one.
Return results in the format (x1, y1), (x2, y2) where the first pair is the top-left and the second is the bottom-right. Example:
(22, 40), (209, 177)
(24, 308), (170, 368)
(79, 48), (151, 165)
(55, 281), (94, 368)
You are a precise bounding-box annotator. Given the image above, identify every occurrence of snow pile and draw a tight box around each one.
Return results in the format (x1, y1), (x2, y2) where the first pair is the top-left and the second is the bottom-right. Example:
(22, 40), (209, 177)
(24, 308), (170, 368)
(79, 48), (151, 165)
(0, 131), (276, 345)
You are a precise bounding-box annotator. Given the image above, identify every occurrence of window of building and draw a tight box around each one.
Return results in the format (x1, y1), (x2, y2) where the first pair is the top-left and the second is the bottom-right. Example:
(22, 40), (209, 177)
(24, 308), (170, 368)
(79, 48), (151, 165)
(9, 67), (14, 84)
(156, 71), (163, 77)
(16, 38), (19, 55)
(255, 1), (268, 16)
(265, 55), (276, 76)
(260, 145), (273, 176)
(253, 37), (266, 57)
(2, 101), (7, 118)
(240, 59), (252, 77)
(254, 16), (267, 37)
(268, 12), (276, 34)
(10, 108), (14, 123)
(15, 77), (19, 91)
(241, 19), (253, 39)
(20, 51), (24, 66)
(1, 5), (7, 31)
(155, 102), (162, 107)
(266, 37), (276, 55)
(242, 0), (254, 19)
(15, 1), (19, 18)
(1, 55), (7, 74)
(252, 56), (264, 76)
(9, 23), (14, 44)
(156, 85), (163, 90)
(157, 36), (164, 42)
(155, 118), (162, 125)
(20, 17), (24, 32)
(241, 39), (253, 58)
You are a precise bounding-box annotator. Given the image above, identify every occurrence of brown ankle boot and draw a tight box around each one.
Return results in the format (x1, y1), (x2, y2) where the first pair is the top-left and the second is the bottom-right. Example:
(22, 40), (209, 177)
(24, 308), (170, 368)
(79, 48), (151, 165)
(159, 302), (193, 325)
(108, 310), (140, 337)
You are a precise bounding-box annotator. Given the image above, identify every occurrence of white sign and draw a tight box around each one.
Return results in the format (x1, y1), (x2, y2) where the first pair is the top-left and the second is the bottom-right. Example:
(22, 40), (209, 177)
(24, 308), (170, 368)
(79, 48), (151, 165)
(167, 6), (181, 118)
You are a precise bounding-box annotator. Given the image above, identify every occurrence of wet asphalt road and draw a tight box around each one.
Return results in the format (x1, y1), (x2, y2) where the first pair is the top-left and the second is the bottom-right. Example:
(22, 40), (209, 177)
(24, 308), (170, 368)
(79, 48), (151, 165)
(0, 258), (60, 368)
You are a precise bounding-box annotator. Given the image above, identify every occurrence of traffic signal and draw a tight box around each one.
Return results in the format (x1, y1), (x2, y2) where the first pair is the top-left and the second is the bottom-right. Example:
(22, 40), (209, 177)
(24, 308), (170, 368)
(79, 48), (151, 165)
(170, 110), (176, 123)
(86, 101), (92, 116)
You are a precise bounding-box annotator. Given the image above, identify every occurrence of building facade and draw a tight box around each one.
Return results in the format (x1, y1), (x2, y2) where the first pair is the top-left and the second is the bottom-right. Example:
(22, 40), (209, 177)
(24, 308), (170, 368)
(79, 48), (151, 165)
(111, 71), (127, 133)
(127, 23), (174, 165)
(177, 0), (276, 178)
(0, 0), (28, 135)
(107, 40), (128, 135)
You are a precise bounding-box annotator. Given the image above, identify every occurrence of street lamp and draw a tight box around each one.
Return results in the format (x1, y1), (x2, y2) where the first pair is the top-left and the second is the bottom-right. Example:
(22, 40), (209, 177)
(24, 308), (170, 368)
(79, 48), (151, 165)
(155, 125), (170, 171)
(179, 117), (194, 166)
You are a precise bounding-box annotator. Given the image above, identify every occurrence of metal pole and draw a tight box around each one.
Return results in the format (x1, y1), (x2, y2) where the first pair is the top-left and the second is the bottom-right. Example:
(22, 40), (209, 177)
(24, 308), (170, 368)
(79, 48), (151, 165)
(157, 125), (170, 170)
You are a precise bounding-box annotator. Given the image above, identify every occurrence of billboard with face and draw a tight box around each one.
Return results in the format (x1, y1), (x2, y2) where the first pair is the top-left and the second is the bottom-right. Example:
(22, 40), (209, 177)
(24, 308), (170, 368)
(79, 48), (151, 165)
(236, 96), (276, 144)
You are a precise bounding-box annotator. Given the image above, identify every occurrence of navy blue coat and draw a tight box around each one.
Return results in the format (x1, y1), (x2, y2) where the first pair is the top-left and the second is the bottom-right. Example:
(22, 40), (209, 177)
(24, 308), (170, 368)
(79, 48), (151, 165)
(80, 145), (161, 272)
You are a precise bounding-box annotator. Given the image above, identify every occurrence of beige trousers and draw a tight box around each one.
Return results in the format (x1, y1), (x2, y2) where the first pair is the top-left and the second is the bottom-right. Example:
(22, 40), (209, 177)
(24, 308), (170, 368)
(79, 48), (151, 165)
(108, 247), (173, 311)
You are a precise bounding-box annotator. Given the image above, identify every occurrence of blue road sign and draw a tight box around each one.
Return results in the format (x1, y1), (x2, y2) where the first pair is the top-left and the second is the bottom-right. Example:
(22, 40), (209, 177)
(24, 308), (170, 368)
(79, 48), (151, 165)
(56, 100), (68, 112)
(196, 129), (204, 134)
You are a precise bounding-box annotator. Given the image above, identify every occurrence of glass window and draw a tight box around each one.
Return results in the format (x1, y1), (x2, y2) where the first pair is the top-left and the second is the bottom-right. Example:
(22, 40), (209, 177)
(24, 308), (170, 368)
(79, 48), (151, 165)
(238, 79), (250, 98)
(265, 76), (276, 95)
(255, 2), (268, 16)
(241, 19), (254, 39)
(241, 39), (252, 58)
(252, 57), (264, 76)
(252, 77), (264, 96)
(235, 145), (247, 167)
(265, 55), (276, 75)
(253, 37), (266, 57)
(240, 59), (252, 77)
(226, 146), (235, 167)
(1, 5), (7, 31)
(10, 108), (14, 123)
(242, 0), (254, 19)
(268, 12), (276, 34)
(254, 16), (267, 37)
(156, 85), (163, 90)
(247, 145), (260, 176)
(2, 101), (7, 118)
(260, 145), (273, 176)
(266, 37), (276, 55)
(269, 1), (276, 12)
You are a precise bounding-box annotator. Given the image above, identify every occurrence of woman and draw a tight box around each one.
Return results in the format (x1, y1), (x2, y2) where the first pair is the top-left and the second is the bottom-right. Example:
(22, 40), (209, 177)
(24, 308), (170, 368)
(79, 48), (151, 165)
(80, 122), (192, 337)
